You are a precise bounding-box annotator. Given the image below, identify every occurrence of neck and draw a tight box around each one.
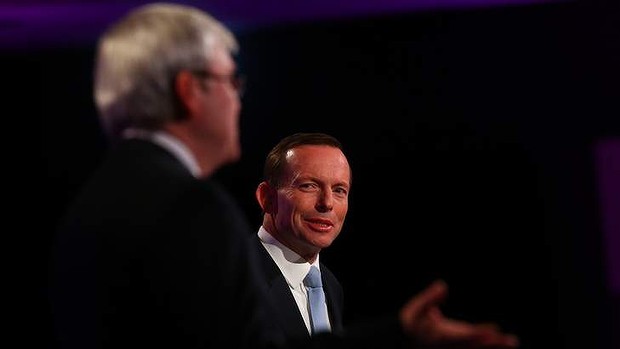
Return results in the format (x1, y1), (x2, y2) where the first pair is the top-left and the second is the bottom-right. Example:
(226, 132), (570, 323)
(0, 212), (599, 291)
(163, 124), (223, 178)
(262, 219), (320, 264)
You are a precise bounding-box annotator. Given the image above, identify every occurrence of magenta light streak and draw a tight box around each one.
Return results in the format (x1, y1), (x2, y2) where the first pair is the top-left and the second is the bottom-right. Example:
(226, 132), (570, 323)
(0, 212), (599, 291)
(596, 138), (620, 294)
(0, 0), (563, 49)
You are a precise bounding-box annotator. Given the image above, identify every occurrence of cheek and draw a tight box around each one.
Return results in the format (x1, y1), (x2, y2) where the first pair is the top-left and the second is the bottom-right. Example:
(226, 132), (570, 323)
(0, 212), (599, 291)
(215, 97), (240, 148)
(336, 205), (348, 221)
(223, 97), (239, 125)
(281, 195), (309, 212)
(275, 200), (295, 223)
(229, 95), (241, 120)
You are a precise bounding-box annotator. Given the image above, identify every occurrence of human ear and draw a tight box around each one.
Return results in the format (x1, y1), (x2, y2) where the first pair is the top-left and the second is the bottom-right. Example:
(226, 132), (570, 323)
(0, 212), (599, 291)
(174, 70), (201, 120)
(256, 181), (277, 214)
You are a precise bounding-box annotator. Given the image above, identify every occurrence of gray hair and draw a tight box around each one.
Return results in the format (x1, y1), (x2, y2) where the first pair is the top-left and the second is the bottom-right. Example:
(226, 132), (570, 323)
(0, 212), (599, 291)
(93, 2), (238, 139)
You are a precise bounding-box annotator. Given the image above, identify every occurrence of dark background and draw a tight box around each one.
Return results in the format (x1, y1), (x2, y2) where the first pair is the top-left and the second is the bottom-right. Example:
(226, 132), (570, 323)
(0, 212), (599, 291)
(7, 0), (618, 348)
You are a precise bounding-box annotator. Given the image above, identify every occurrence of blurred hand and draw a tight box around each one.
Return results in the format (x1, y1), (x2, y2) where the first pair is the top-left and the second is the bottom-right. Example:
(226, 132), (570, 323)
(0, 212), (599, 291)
(399, 280), (519, 349)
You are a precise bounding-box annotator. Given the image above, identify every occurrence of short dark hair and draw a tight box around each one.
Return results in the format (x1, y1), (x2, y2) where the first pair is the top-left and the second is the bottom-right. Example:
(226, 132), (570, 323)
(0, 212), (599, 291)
(263, 132), (347, 188)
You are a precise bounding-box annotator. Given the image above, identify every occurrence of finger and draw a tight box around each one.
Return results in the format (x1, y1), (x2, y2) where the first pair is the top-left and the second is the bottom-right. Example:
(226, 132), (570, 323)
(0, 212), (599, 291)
(473, 323), (519, 348)
(411, 279), (449, 314)
(399, 280), (449, 335)
(478, 334), (520, 349)
(467, 328), (520, 348)
(476, 322), (501, 332)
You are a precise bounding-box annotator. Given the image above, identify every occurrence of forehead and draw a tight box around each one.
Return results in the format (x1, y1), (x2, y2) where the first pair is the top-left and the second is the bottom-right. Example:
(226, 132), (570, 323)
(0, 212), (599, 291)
(206, 45), (236, 72)
(285, 145), (350, 179)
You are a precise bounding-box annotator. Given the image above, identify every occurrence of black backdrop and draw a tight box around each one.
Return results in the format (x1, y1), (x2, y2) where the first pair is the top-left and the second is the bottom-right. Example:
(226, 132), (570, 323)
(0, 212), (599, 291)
(11, 0), (619, 348)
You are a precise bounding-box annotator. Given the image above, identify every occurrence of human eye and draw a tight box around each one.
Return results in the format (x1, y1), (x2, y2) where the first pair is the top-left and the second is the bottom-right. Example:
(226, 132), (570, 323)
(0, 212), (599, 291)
(334, 186), (348, 197)
(298, 182), (318, 192)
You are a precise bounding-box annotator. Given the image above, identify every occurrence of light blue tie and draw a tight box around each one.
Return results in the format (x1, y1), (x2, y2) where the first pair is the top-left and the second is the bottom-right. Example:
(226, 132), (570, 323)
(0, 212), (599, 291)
(303, 266), (330, 334)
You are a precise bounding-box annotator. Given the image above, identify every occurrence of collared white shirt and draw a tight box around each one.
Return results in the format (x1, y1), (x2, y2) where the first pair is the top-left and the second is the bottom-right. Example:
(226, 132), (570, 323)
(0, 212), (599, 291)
(123, 128), (201, 178)
(258, 226), (332, 334)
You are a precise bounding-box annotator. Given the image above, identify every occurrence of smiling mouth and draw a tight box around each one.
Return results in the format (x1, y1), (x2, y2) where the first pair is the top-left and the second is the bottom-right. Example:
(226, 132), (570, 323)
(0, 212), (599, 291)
(306, 219), (333, 232)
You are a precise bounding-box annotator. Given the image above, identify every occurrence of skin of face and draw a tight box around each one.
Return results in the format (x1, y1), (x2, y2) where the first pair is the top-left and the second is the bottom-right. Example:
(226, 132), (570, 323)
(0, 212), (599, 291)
(196, 45), (242, 164)
(268, 145), (351, 263)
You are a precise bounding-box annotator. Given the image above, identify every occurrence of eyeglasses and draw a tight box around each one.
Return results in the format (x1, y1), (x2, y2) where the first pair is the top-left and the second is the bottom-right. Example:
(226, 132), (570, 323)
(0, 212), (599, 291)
(191, 70), (246, 97)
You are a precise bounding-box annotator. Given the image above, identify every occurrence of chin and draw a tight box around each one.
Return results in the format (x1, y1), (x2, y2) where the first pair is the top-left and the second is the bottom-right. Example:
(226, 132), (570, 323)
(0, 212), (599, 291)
(316, 238), (335, 249)
(226, 145), (241, 163)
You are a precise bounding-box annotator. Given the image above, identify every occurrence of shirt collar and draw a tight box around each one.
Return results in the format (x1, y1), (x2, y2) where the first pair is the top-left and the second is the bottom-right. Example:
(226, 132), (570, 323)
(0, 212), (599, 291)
(123, 128), (201, 178)
(258, 226), (320, 290)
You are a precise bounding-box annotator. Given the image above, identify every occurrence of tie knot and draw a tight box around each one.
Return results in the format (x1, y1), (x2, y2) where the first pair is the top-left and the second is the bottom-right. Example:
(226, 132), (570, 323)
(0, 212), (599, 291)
(304, 266), (322, 288)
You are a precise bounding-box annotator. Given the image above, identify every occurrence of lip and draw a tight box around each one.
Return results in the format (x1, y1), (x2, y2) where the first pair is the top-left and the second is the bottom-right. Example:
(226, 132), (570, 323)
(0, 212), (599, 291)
(305, 218), (334, 232)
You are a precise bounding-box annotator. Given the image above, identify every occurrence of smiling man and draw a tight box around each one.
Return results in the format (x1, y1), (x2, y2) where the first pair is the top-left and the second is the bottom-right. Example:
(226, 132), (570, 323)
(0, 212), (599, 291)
(250, 133), (350, 340)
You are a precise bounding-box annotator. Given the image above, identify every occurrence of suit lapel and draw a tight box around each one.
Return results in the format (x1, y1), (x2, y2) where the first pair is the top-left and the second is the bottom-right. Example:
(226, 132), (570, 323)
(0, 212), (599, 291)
(321, 266), (344, 333)
(251, 236), (310, 338)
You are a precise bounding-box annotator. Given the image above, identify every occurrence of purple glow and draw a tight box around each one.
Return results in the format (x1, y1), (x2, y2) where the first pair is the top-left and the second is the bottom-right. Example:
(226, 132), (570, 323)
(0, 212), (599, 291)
(0, 3), (142, 48)
(0, 0), (562, 49)
(203, 0), (558, 25)
(596, 139), (620, 294)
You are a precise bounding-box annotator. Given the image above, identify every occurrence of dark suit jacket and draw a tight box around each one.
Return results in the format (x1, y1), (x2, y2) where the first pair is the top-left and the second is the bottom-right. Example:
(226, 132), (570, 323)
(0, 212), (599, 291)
(249, 234), (344, 340)
(49, 138), (405, 349)
(49, 138), (264, 349)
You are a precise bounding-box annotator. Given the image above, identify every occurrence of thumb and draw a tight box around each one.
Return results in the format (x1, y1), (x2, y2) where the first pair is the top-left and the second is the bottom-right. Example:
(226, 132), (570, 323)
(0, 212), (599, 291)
(400, 279), (448, 332)
(412, 279), (449, 314)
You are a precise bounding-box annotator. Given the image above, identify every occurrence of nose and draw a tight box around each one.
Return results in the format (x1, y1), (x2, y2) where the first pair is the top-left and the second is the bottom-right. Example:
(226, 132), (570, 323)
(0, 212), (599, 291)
(315, 190), (333, 212)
